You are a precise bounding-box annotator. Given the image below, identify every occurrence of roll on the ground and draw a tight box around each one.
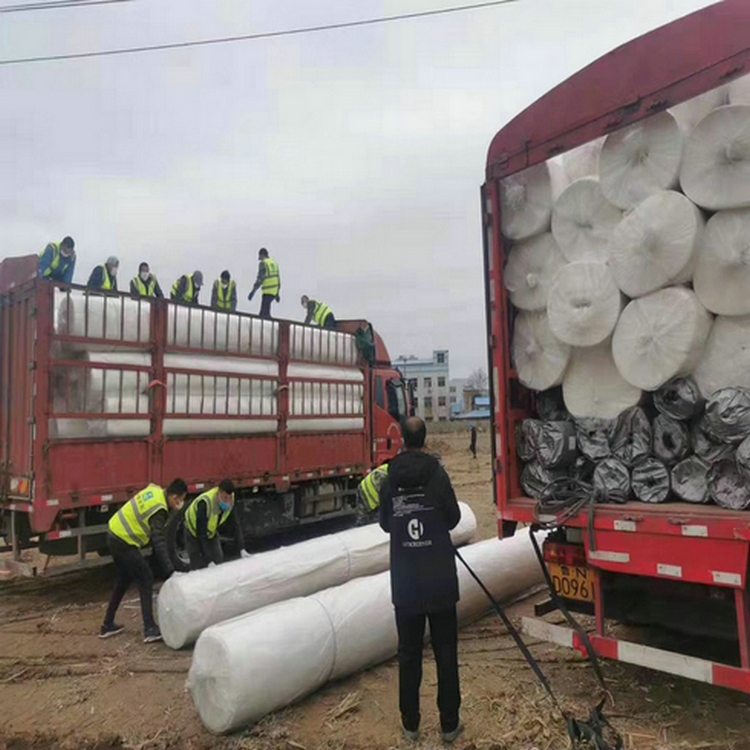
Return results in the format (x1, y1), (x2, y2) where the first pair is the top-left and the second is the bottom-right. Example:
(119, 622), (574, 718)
(504, 233), (567, 311)
(512, 310), (571, 391)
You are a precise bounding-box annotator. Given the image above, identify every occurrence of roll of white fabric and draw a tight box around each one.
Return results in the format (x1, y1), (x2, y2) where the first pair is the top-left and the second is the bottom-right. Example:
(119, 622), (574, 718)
(187, 533), (545, 734)
(158, 503), (477, 650)
(607, 190), (704, 298)
(730, 75), (750, 106)
(500, 162), (561, 240)
(551, 178), (622, 263)
(612, 287), (712, 391)
(670, 86), (731, 132)
(563, 343), (641, 420)
(547, 262), (621, 347)
(503, 233), (567, 311)
(561, 138), (605, 183)
(599, 112), (683, 210)
(512, 310), (571, 391)
(56, 293), (151, 346)
(693, 315), (750, 398)
(693, 209), (750, 315)
(680, 105), (750, 210)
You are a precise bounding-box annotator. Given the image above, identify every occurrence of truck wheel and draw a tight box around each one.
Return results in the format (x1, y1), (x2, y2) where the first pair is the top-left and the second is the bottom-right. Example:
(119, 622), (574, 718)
(166, 506), (191, 573)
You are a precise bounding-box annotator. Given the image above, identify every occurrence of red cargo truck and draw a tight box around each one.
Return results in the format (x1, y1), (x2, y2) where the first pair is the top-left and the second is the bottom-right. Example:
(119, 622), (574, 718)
(0, 257), (406, 575)
(483, 1), (750, 694)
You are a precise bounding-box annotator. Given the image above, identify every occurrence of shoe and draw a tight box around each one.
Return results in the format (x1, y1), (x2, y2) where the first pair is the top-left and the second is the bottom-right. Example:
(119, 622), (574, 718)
(143, 626), (162, 643)
(99, 623), (124, 639)
(442, 723), (464, 743)
(401, 725), (419, 742)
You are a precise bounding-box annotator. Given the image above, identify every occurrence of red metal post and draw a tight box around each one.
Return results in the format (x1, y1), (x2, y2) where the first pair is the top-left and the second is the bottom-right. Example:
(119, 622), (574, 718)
(735, 588), (750, 671)
(151, 298), (166, 485)
(276, 322), (289, 490)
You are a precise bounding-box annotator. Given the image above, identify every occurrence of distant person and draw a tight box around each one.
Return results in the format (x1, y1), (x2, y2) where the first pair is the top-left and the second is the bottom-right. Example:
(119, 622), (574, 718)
(356, 463), (389, 523)
(379, 417), (463, 744)
(469, 423), (477, 459)
(301, 295), (336, 330)
(184, 479), (250, 569)
(171, 270), (203, 305)
(100, 479), (188, 643)
(130, 262), (163, 298)
(38, 236), (76, 284)
(247, 248), (280, 319)
(87, 256), (119, 292)
(211, 270), (237, 311)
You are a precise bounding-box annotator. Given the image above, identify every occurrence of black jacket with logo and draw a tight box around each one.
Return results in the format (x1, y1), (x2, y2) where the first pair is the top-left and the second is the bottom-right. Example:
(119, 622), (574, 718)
(379, 450), (461, 613)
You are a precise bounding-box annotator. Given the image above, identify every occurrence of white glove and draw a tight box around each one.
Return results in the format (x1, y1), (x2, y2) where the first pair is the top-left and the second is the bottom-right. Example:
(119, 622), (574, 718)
(207, 562), (217, 568)
(240, 550), (251, 559)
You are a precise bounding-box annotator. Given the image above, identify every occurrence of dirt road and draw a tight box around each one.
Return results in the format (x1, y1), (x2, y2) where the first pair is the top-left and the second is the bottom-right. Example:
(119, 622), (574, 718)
(2, 429), (750, 750)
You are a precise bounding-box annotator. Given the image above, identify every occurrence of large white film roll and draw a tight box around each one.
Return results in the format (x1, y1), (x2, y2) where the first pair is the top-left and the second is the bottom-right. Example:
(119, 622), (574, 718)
(56, 292), (150, 345)
(546, 262), (621, 347)
(670, 86), (731, 132)
(500, 162), (558, 240)
(693, 315), (750, 398)
(188, 533), (545, 734)
(512, 310), (571, 391)
(503, 233), (566, 311)
(159, 502), (477, 649)
(563, 343), (641, 419)
(599, 111), (683, 210)
(612, 287), (712, 391)
(561, 138), (605, 183)
(607, 190), (703, 298)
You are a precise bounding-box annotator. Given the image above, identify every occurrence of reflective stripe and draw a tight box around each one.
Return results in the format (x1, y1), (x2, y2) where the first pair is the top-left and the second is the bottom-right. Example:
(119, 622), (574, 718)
(41, 242), (73, 279)
(133, 275), (157, 296)
(358, 464), (389, 510)
(313, 300), (332, 327)
(171, 275), (196, 302)
(109, 484), (167, 547)
(185, 487), (232, 538)
(261, 258), (280, 295)
(214, 279), (236, 309)
(93, 265), (114, 291)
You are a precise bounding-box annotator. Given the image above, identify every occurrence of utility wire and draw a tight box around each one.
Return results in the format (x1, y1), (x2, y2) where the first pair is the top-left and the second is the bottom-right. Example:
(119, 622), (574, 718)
(0, 0), (519, 66)
(0, 0), (132, 12)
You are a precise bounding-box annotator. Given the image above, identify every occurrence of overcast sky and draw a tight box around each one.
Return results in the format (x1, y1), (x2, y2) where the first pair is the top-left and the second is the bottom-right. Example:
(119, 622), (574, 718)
(1, 0), (714, 377)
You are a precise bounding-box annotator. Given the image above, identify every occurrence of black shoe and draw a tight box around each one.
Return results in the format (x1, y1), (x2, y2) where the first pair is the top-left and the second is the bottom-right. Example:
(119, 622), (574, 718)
(143, 626), (162, 644)
(443, 723), (464, 743)
(99, 623), (124, 639)
(401, 725), (419, 742)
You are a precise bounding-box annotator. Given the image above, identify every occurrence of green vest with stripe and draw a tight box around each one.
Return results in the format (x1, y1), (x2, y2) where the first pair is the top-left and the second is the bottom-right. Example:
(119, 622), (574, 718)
(213, 279), (236, 310)
(313, 300), (333, 327)
(133, 274), (158, 297)
(184, 487), (233, 539)
(261, 258), (280, 295)
(109, 484), (168, 548)
(358, 464), (389, 511)
(93, 264), (114, 291)
(172, 274), (196, 303)
(41, 242), (73, 279)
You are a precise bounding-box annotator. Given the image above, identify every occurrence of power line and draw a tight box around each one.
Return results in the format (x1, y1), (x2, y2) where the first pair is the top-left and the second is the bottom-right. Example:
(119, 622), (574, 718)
(0, 0), (132, 12)
(0, 0), (519, 66)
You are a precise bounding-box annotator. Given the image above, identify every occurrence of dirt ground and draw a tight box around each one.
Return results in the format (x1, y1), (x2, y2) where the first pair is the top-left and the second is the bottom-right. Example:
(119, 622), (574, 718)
(2, 428), (750, 750)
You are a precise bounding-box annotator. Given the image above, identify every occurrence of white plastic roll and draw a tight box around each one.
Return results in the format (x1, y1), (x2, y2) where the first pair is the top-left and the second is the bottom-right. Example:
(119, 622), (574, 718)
(500, 162), (556, 241)
(599, 111), (683, 210)
(669, 86), (730, 132)
(563, 343), (641, 420)
(680, 105), (750, 210)
(607, 191), (704, 298)
(289, 325), (359, 366)
(503, 233), (567, 311)
(730, 74), (750, 106)
(547, 262), (621, 347)
(512, 310), (571, 391)
(693, 315), (750, 398)
(56, 292), (151, 345)
(693, 209), (750, 315)
(163, 418), (277, 436)
(561, 138), (605, 183)
(188, 532), (545, 734)
(551, 178), (622, 263)
(159, 503), (477, 650)
(612, 287), (712, 391)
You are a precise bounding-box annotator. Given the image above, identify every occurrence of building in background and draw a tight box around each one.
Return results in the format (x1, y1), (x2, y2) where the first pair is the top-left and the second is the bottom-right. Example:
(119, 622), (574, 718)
(449, 378), (467, 418)
(394, 351), (450, 422)
(454, 395), (491, 421)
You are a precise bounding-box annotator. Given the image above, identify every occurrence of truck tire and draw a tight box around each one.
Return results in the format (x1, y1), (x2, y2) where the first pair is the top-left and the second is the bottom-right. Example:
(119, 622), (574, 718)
(166, 506), (192, 573)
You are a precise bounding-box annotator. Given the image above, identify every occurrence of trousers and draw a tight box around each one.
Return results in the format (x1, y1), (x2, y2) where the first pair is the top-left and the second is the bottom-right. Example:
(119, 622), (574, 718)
(103, 533), (156, 630)
(394, 605), (460, 733)
(259, 294), (275, 319)
(186, 534), (224, 570)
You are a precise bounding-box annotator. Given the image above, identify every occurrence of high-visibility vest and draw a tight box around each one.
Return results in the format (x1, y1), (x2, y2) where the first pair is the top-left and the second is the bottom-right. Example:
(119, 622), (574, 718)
(41, 242), (73, 279)
(358, 464), (389, 511)
(109, 484), (168, 548)
(313, 300), (333, 327)
(133, 274), (158, 297)
(213, 279), (236, 310)
(184, 487), (233, 539)
(171, 274), (196, 303)
(94, 264), (114, 291)
(261, 258), (280, 296)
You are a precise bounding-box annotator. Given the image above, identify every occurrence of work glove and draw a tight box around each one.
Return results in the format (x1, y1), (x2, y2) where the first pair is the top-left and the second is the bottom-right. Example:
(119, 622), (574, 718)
(240, 549), (251, 559)
(275, 295), (280, 303)
(247, 291), (254, 301)
(208, 562), (217, 568)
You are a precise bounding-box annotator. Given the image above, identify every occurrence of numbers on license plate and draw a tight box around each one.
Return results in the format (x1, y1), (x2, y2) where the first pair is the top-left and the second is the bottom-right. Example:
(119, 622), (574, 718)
(551, 565), (594, 602)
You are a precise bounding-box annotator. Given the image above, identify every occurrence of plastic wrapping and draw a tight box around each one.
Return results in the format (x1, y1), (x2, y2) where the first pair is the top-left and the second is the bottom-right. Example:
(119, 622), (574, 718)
(158, 503), (477, 649)
(612, 287), (712, 391)
(654, 377), (705, 420)
(670, 86), (731, 132)
(652, 414), (690, 465)
(547, 262), (622, 347)
(593, 458), (630, 503)
(736, 435), (750, 479)
(536, 388), (569, 421)
(500, 162), (556, 240)
(515, 420), (538, 462)
(607, 191), (703, 298)
(561, 138), (605, 183)
(691, 417), (735, 464)
(551, 178), (622, 263)
(188, 533), (547, 734)
(708, 459), (750, 510)
(599, 111), (683, 210)
(562, 343), (641, 420)
(631, 457), (671, 504)
(504, 233), (567, 311)
(574, 418), (614, 461)
(512, 310), (571, 391)
(693, 208), (750, 315)
(671, 456), (710, 504)
(693, 315), (750, 397)
(611, 406), (652, 467)
(704, 387), (750, 444)
(680, 105), (750, 210)
(534, 421), (578, 469)
(521, 461), (562, 499)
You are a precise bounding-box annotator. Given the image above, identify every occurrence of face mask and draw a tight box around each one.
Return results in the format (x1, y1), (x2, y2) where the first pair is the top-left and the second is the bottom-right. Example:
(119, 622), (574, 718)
(218, 500), (231, 512)
(110, 266), (118, 278)
(140, 272), (150, 282)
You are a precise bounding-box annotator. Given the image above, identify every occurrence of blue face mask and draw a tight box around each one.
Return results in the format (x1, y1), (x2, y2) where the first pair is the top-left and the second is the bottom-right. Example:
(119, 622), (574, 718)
(218, 500), (231, 512)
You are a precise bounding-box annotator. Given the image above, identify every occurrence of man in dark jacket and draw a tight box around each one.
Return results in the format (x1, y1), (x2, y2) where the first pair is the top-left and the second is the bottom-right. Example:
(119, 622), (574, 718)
(379, 417), (463, 744)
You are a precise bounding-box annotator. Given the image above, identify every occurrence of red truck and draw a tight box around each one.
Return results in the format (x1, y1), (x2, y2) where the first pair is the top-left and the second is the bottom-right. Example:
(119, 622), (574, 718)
(484, 1), (750, 694)
(0, 256), (406, 575)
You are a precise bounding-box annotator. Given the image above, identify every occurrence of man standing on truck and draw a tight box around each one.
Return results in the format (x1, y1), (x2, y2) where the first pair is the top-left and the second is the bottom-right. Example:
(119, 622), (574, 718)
(130, 262), (164, 298)
(100, 478), (188, 643)
(301, 295), (336, 330)
(247, 248), (280, 319)
(171, 270), (203, 305)
(184, 479), (250, 569)
(87, 256), (119, 292)
(379, 417), (463, 744)
(211, 270), (237, 311)
(38, 236), (76, 284)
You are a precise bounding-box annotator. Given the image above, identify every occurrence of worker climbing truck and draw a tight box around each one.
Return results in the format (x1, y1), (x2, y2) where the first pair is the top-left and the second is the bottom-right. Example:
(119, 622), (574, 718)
(484, 2), (750, 693)
(0, 255), (407, 575)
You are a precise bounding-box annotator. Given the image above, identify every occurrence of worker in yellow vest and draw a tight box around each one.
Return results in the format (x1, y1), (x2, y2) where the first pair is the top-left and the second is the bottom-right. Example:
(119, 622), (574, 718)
(170, 270), (203, 305)
(184, 479), (249, 569)
(38, 236), (76, 283)
(130, 262), (164, 298)
(301, 295), (336, 330)
(87, 256), (119, 292)
(100, 478), (188, 643)
(211, 270), (237, 311)
(247, 248), (280, 319)
(357, 463), (389, 516)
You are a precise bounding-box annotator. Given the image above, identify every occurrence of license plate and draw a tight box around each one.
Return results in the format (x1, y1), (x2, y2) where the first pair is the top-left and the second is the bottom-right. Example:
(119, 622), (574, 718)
(549, 562), (595, 603)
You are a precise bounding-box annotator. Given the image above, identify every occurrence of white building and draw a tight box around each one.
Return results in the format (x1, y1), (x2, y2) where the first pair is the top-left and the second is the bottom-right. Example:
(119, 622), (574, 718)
(449, 378), (468, 416)
(394, 351), (450, 422)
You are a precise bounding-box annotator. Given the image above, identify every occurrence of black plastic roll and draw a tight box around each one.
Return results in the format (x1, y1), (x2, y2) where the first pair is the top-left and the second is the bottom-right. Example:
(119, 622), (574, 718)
(574, 417), (614, 461)
(691, 417), (735, 464)
(593, 457), (630, 503)
(632, 457), (670, 504)
(653, 376), (705, 421)
(521, 461), (563, 500)
(515, 419), (540, 462)
(708, 458), (750, 510)
(671, 455), (710, 504)
(704, 387), (750, 444)
(611, 406), (652, 467)
(737, 435), (750, 480)
(536, 387), (569, 421)
(652, 413), (691, 466)
(536, 420), (578, 469)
